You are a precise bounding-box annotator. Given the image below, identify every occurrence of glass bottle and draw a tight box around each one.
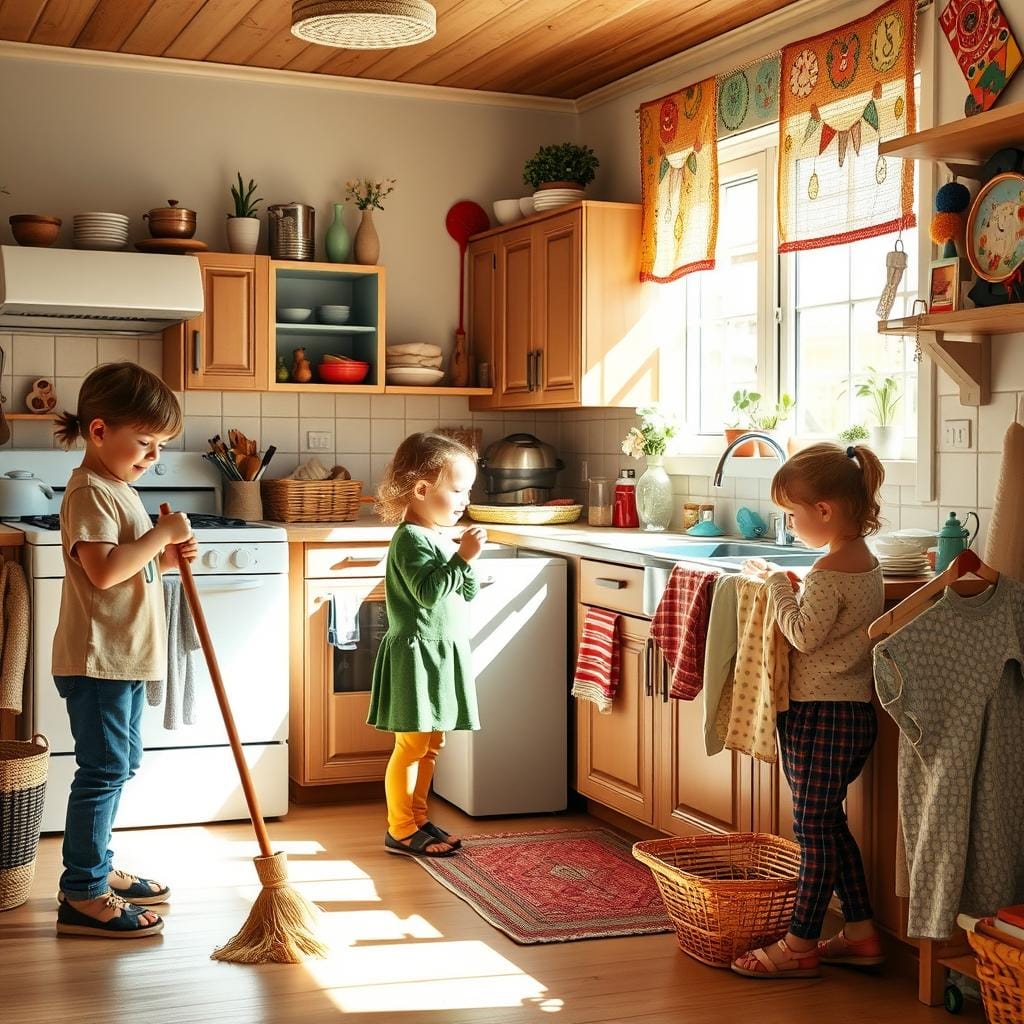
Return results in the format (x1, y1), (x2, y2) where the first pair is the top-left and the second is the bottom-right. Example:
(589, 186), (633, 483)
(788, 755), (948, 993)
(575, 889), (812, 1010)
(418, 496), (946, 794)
(612, 468), (639, 528)
(587, 477), (613, 527)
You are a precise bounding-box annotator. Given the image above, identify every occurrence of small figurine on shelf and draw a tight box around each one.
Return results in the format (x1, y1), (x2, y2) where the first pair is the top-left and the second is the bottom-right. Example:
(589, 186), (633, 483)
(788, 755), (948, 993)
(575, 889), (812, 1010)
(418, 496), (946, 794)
(930, 181), (971, 259)
(276, 356), (290, 383)
(291, 347), (312, 383)
(25, 378), (57, 413)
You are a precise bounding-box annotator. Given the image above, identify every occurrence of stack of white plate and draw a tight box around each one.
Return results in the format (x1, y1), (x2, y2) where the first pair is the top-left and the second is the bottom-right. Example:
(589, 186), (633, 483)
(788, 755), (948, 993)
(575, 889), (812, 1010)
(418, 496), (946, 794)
(385, 366), (445, 387)
(877, 552), (932, 576)
(532, 187), (585, 212)
(73, 212), (129, 251)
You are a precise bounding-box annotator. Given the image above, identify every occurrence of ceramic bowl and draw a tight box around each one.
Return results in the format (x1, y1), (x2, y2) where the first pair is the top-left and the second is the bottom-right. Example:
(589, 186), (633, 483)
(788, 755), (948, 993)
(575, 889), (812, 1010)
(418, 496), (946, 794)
(9, 214), (61, 247)
(316, 305), (351, 325)
(277, 307), (312, 323)
(318, 360), (370, 384)
(519, 196), (535, 217)
(890, 528), (938, 553)
(493, 199), (522, 225)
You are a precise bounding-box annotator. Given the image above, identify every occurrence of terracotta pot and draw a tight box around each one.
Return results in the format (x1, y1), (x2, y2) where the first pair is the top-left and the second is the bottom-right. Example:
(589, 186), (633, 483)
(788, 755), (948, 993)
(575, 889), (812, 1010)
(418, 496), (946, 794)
(9, 214), (61, 247)
(143, 199), (196, 239)
(723, 428), (756, 457)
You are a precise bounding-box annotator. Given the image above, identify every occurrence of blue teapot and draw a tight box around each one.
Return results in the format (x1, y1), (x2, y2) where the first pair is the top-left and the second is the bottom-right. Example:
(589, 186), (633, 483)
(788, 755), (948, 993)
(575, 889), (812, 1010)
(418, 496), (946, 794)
(934, 510), (980, 572)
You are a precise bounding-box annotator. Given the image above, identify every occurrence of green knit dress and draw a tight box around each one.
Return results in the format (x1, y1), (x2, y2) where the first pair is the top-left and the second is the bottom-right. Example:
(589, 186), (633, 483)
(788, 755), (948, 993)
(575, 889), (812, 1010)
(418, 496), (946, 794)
(367, 522), (480, 733)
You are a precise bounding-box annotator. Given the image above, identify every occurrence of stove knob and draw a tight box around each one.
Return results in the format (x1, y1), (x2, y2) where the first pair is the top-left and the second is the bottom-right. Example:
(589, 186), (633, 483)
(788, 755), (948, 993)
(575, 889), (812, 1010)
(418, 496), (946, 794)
(230, 548), (252, 569)
(203, 550), (221, 569)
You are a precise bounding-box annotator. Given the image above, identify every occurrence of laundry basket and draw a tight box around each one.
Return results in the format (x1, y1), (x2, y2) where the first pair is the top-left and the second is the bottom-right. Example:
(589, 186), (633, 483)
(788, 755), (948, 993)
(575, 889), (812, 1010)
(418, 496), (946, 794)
(0, 734), (49, 911)
(968, 925), (1024, 1023)
(633, 832), (802, 967)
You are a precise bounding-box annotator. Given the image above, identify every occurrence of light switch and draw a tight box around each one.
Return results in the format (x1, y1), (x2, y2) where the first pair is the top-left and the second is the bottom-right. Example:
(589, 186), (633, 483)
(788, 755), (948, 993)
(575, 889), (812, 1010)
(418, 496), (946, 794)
(306, 431), (331, 450)
(943, 419), (971, 450)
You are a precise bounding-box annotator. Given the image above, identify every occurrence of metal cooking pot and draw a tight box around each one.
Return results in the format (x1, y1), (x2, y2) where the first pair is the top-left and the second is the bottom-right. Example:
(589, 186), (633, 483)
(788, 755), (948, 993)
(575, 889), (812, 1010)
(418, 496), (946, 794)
(0, 470), (54, 517)
(143, 199), (197, 239)
(478, 433), (563, 505)
(267, 202), (315, 261)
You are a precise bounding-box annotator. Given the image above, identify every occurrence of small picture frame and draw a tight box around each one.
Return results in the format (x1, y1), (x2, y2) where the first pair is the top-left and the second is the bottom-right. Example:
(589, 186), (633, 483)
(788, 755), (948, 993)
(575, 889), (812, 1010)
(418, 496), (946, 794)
(928, 257), (961, 314)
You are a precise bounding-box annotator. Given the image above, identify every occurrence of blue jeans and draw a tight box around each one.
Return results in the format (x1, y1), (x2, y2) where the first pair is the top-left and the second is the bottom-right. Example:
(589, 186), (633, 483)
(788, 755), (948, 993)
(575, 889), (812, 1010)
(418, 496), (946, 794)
(54, 676), (144, 899)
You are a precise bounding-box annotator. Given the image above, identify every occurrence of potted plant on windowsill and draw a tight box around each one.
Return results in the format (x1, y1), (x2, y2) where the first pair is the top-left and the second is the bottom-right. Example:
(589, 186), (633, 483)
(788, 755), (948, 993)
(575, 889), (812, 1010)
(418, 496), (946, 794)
(726, 390), (794, 456)
(725, 389), (761, 457)
(851, 367), (902, 460)
(226, 172), (262, 254)
(838, 424), (870, 446)
(523, 143), (599, 209)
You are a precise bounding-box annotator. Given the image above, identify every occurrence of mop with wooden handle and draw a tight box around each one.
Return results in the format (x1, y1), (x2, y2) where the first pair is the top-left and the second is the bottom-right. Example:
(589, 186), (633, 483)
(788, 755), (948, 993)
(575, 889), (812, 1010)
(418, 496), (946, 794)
(161, 504), (328, 963)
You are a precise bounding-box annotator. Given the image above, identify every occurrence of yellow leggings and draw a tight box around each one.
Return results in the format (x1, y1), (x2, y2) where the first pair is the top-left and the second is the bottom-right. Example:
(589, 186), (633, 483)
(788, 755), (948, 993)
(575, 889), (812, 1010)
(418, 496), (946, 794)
(384, 731), (444, 840)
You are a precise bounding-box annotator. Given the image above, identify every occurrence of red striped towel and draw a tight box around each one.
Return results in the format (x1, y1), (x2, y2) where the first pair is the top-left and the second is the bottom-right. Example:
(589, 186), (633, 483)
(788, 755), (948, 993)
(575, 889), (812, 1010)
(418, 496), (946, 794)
(651, 564), (720, 700)
(572, 607), (621, 714)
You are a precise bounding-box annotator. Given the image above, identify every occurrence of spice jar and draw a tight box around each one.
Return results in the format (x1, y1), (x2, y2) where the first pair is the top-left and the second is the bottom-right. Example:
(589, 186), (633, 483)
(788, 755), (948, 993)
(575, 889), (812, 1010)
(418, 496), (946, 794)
(682, 502), (701, 530)
(587, 477), (613, 527)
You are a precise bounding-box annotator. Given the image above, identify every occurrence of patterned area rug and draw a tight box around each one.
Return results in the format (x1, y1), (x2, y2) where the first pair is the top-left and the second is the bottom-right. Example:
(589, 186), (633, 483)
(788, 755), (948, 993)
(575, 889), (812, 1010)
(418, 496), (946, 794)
(415, 826), (673, 944)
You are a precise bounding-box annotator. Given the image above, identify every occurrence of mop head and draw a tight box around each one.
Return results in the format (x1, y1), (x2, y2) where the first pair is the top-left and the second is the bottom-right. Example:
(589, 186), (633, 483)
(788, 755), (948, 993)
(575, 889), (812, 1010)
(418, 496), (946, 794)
(211, 851), (329, 964)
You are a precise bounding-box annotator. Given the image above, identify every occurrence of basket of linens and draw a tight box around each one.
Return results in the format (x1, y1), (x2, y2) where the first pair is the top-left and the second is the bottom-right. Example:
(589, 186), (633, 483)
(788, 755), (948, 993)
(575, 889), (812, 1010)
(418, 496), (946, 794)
(0, 734), (49, 911)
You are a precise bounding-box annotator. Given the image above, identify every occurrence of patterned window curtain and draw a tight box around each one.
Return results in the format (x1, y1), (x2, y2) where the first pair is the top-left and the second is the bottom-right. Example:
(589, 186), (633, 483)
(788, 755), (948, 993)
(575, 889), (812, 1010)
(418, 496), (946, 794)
(778, 0), (916, 253)
(639, 78), (718, 282)
(717, 55), (781, 139)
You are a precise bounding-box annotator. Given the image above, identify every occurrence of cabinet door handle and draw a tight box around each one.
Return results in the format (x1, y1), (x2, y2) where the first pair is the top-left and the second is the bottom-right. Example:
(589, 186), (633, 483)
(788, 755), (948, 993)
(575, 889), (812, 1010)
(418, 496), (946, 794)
(192, 329), (201, 373)
(534, 348), (542, 389)
(643, 637), (653, 697)
(661, 653), (670, 702)
(526, 350), (535, 391)
(594, 577), (626, 589)
(329, 557), (384, 571)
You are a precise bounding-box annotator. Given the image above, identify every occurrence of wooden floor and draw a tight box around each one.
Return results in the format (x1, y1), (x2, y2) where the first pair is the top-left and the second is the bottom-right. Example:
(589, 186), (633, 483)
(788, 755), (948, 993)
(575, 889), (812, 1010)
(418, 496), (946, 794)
(3, 800), (983, 1023)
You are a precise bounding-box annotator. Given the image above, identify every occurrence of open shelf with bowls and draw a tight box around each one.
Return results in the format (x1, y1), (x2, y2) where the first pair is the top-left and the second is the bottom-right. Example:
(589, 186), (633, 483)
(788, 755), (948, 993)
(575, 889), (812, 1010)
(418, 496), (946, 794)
(269, 261), (385, 392)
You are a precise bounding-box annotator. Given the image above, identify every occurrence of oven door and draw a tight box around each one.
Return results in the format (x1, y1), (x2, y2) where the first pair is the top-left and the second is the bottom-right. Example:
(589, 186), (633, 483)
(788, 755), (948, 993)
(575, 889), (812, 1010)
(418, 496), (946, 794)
(33, 574), (288, 752)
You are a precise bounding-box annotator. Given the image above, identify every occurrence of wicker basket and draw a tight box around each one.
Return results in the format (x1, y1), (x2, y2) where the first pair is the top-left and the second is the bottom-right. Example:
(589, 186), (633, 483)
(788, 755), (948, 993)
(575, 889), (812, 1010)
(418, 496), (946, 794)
(260, 478), (362, 523)
(0, 734), (49, 912)
(633, 832), (802, 967)
(466, 503), (583, 525)
(968, 925), (1024, 1023)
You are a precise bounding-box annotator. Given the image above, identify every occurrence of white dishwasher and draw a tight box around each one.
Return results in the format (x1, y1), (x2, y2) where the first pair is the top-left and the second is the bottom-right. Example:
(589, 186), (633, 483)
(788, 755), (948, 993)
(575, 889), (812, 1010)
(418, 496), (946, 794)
(433, 547), (568, 816)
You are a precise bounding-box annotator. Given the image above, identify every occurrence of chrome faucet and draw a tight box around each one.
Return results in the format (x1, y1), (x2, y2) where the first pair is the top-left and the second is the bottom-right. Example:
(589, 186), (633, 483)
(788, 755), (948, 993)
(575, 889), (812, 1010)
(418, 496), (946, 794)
(712, 431), (793, 546)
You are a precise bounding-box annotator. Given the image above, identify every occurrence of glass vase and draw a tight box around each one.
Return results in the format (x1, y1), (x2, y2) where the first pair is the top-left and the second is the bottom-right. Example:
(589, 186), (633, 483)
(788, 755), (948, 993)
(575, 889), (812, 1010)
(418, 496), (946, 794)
(324, 202), (351, 263)
(635, 455), (673, 532)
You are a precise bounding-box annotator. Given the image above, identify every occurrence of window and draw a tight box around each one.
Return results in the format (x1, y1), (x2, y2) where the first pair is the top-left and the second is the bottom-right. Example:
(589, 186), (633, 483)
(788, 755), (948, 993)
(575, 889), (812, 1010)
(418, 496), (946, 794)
(679, 134), (918, 457)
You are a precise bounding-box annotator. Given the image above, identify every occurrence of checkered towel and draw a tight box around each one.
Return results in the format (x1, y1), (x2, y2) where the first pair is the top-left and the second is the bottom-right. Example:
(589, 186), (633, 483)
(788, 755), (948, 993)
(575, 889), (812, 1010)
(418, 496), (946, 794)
(572, 607), (621, 714)
(651, 564), (720, 700)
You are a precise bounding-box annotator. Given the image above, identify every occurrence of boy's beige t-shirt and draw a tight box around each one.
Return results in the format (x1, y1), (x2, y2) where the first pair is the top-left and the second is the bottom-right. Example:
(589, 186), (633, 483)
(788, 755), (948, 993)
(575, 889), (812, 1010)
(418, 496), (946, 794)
(52, 467), (166, 682)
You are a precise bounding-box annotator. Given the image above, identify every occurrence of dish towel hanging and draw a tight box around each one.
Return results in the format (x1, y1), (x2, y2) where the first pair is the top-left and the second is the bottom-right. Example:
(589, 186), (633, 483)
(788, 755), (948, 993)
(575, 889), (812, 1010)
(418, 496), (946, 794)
(328, 593), (361, 650)
(984, 418), (1024, 581)
(651, 564), (720, 700)
(0, 558), (29, 714)
(147, 577), (200, 729)
(572, 607), (622, 715)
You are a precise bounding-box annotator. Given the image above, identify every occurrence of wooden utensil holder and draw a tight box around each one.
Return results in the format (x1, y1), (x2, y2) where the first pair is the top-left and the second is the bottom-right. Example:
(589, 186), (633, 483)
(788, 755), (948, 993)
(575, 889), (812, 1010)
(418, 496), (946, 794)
(223, 480), (263, 522)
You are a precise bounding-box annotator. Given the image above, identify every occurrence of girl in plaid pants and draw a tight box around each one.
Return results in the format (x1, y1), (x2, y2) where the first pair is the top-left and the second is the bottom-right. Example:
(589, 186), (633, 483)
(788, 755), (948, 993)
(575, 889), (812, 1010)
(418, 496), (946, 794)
(732, 443), (887, 980)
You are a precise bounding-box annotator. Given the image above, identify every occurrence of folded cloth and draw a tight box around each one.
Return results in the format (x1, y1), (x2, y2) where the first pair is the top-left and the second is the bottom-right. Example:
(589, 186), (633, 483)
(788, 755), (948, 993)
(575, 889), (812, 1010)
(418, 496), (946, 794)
(147, 577), (201, 729)
(571, 607), (621, 714)
(387, 343), (442, 357)
(651, 564), (719, 700)
(985, 420), (1024, 581)
(328, 592), (361, 649)
(702, 574), (740, 756)
(386, 354), (444, 368)
(0, 558), (29, 713)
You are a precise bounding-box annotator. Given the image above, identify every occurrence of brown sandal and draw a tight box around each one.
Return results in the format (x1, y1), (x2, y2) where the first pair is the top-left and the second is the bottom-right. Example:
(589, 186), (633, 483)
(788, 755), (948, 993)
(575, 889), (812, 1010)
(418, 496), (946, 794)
(817, 931), (885, 967)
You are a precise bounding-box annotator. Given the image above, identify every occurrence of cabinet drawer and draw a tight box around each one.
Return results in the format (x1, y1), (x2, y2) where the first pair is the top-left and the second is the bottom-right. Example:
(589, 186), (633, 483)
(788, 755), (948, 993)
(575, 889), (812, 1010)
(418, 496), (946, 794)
(305, 544), (388, 579)
(579, 559), (646, 617)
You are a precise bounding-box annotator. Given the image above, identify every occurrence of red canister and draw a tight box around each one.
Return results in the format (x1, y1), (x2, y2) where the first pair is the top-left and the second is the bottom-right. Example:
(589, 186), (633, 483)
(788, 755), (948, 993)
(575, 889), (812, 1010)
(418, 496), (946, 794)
(613, 468), (639, 528)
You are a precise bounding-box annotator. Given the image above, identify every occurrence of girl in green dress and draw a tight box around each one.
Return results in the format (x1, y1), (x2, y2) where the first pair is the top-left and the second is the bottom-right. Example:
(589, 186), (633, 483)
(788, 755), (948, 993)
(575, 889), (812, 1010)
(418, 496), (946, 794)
(368, 432), (486, 858)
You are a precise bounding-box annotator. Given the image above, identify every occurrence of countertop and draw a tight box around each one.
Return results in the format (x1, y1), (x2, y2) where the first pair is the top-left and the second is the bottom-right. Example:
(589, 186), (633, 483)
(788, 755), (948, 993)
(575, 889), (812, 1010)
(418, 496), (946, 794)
(0, 526), (24, 548)
(266, 515), (950, 600)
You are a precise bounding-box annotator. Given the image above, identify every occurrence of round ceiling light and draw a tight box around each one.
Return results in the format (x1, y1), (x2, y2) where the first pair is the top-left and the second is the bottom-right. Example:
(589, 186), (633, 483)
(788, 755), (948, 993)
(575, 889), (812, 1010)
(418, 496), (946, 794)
(291, 1), (437, 50)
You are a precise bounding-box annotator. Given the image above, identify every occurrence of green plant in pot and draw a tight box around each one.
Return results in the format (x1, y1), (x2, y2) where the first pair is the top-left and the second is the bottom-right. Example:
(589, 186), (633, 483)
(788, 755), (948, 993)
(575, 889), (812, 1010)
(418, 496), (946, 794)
(726, 390), (794, 456)
(226, 172), (262, 255)
(848, 367), (902, 459)
(523, 143), (599, 205)
(838, 424), (869, 445)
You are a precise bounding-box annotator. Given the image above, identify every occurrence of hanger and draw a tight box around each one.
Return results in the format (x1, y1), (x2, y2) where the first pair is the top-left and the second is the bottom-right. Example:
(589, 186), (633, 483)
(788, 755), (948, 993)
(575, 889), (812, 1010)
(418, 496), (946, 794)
(868, 548), (999, 639)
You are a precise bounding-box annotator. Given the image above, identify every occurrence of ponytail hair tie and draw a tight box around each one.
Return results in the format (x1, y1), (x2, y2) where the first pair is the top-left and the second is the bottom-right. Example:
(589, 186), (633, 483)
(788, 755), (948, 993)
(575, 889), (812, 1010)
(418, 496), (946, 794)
(846, 445), (856, 459)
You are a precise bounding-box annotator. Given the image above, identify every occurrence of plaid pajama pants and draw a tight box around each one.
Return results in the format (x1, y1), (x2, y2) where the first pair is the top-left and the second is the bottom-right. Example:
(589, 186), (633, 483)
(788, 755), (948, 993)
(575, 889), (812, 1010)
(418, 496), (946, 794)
(778, 700), (877, 939)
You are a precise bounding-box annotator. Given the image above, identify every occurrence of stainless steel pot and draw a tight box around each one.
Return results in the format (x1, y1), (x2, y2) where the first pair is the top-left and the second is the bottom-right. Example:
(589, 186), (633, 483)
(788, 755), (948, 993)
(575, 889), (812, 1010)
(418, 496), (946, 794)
(143, 199), (197, 239)
(478, 433), (563, 505)
(267, 202), (315, 261)
(0, 470), (54, 517)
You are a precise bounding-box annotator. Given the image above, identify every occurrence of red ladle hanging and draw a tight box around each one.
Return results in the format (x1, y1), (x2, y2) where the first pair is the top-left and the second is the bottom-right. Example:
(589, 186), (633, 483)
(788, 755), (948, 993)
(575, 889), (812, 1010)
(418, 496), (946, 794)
(445, 200), (490, 386)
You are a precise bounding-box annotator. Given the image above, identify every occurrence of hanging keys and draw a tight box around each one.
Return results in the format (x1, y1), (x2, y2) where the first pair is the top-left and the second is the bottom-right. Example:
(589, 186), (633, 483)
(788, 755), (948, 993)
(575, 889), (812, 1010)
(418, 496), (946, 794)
(876, 237), (908, 320)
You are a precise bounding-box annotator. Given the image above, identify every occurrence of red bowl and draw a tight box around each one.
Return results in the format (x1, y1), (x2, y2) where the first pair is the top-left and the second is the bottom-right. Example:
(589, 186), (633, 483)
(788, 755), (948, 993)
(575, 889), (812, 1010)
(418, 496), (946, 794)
(318, 360), (370, 384)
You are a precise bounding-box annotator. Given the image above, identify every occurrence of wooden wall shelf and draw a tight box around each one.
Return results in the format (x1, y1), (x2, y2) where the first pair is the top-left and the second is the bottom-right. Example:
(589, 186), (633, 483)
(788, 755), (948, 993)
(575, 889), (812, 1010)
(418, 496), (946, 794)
(878, 99), (1024, 177)
(383, 386), (493, 396)
(877, 305), (1024, 338)
(3, 413), (59, 420)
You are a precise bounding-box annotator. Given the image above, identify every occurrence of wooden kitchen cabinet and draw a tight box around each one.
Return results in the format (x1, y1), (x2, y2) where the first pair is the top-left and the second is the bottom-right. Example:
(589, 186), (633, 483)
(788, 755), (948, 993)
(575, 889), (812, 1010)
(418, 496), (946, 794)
(468, 202), (667, 411)
(162, 252), (269, 391)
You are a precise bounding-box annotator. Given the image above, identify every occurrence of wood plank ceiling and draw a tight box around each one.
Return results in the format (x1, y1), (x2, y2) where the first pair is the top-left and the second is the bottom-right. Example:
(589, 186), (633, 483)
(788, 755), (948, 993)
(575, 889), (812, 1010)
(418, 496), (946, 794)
(0, 0), (802, 99)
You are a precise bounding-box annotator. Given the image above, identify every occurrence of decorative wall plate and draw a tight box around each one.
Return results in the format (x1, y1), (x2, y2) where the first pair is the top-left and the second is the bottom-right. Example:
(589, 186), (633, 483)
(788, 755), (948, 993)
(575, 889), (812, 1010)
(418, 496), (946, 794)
(966, 170), (1024, 283)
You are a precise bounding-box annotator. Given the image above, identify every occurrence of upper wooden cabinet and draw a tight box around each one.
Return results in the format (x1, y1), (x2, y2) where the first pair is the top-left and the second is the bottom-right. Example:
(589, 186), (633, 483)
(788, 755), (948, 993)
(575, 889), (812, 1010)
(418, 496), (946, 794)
(163, 253), (269, 392)
(468, 201), (665, 410)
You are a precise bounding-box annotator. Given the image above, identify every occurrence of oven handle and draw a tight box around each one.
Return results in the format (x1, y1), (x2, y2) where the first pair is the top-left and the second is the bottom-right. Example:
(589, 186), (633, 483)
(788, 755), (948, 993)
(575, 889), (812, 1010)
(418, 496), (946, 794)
(169, 576), (271, 593)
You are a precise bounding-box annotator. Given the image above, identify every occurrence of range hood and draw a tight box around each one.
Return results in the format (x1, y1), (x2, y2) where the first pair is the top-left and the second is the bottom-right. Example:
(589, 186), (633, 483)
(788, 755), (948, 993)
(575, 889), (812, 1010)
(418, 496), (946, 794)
(0, 245), (203, 333)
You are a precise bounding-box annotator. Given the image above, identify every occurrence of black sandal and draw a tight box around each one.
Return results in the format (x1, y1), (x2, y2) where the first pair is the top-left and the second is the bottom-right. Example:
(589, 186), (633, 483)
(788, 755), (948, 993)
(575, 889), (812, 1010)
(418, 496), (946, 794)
(384, 829), (456, 858)
(421, 821), (462, 850)
(56, 892), (164, 939)
(109, 869), (170, 906)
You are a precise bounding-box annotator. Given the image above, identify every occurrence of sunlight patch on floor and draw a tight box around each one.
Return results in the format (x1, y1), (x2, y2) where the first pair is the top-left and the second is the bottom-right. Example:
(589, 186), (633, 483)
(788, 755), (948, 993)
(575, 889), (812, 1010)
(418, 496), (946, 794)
(317, 909), (442, 945)
(304, 939), (551, 1013)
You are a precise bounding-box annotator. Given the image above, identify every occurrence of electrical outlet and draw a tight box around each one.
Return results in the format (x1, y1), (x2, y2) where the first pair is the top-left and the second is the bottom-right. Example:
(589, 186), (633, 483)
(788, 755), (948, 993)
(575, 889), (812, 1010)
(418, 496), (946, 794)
(943, 419), (971, 450)
(306, 431), (331, 450)
(580, 459), (589, 483)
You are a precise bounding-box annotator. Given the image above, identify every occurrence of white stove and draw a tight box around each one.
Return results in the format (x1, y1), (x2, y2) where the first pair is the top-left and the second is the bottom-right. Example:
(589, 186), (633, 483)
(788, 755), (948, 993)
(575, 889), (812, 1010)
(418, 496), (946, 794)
(0, 451), (290, 832)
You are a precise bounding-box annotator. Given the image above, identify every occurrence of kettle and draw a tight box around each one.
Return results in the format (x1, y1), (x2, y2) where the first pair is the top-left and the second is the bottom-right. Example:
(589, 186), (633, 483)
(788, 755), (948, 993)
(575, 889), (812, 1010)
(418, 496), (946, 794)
(934, 510), (980, 572)
(0, 470), (55, 518)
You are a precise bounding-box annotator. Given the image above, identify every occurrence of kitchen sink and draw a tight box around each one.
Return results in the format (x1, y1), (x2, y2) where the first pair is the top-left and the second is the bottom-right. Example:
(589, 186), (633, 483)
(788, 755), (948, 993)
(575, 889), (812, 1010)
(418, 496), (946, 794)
(645, 541), (821, 562)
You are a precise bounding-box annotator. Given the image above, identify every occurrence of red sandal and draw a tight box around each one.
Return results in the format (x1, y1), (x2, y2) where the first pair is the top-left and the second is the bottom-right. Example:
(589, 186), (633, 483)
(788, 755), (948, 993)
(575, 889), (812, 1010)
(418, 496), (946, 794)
(817, 930), (886, 967)
(731, 937), (821, 979)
